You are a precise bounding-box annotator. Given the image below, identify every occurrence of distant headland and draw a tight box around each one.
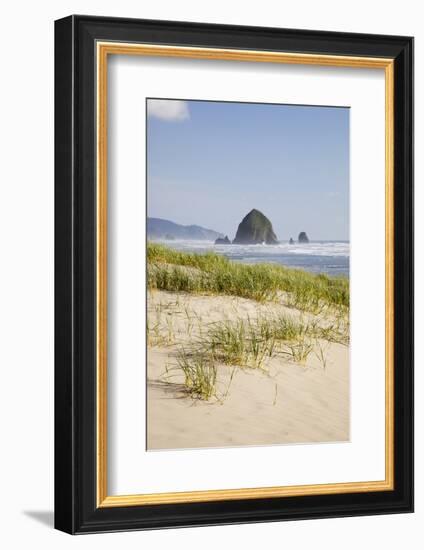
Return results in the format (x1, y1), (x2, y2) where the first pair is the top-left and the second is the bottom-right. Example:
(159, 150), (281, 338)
(147, 217), (223, 241)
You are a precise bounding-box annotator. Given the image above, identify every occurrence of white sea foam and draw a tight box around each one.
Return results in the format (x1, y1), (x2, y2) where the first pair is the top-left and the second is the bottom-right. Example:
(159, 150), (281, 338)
(155, 239), (349, 256)
(151, 239), (350, 276)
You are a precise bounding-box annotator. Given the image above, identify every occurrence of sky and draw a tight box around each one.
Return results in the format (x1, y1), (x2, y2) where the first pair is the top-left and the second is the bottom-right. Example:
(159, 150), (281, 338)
(147, 98), (349, 241)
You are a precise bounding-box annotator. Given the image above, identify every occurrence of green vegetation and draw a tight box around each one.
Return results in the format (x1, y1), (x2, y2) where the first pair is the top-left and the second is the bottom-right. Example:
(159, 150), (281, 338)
(152, 312), (349, 401)
(147, 243), (350, 401)
(176, 350), (217, 400)
(200, 314), (338, 370)
(284, 340), (314, 364)
(206, 319), (273, 370)
(147, 242), (349, 312)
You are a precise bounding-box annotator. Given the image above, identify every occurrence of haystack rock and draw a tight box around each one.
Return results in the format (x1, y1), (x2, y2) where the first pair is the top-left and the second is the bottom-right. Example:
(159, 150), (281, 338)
(233, 209), (278, 245)
(298, 232), (309, 243)
(215, 235), (231, 245)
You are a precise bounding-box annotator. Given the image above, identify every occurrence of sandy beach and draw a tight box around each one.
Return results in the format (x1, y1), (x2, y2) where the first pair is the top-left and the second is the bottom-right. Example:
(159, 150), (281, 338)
(147, 289), (349, 450)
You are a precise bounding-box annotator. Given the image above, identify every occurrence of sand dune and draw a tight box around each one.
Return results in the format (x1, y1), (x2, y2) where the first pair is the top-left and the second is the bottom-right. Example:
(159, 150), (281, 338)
(147, 290), (349, 450)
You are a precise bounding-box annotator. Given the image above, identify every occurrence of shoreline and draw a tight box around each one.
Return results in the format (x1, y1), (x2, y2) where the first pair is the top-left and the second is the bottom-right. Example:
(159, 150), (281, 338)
(147, 238), (350, 279)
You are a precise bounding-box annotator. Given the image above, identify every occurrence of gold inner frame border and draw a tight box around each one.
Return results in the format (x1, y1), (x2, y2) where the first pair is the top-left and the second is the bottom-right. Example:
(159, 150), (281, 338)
(96, 42), (394, 508)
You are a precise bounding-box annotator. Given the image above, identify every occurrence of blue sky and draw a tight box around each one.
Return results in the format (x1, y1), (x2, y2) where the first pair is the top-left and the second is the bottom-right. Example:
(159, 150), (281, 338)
(147, 99), (349, 241)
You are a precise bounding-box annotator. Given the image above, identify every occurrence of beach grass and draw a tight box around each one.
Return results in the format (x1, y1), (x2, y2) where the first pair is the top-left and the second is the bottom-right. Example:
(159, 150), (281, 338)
(147, 242), (349, 312)
(156, 306), (349, 400)
(148, 243), (349, 400)
(200, 314), (330, 370)
(206, 319), (272, 370)
(154, 309), (349, 401)
(165, 312), (342, 400)
(176, 350), (218, 400)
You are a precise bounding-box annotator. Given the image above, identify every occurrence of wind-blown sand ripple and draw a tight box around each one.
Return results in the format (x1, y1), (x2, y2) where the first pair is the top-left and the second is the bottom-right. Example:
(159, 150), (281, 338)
(147, 290), (349, 450)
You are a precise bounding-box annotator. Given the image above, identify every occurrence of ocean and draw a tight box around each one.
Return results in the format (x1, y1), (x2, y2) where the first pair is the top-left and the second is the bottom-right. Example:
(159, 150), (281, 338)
(153, 240), (350, 278)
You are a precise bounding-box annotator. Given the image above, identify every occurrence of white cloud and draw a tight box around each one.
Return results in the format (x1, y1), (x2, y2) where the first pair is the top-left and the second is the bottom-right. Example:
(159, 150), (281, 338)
(147, 99), (190, 121)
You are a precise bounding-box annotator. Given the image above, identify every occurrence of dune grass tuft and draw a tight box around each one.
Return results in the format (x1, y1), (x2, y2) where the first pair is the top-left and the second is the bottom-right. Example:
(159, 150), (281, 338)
(205, 319), (272, 370)
(176, 350), (218, 400)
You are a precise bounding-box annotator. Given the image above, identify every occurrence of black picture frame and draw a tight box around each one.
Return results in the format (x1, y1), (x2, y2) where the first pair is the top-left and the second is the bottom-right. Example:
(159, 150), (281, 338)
(55, 14), (413, 534)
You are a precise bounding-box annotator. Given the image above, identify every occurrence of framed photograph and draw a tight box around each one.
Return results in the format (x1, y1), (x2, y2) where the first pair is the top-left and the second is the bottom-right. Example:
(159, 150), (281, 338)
(54, 15), (413, 534)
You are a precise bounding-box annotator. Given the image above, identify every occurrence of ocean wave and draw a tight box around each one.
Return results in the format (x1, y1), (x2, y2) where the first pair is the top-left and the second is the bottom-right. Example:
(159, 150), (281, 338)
(151, 239), (350, 277)
(155, 239), (350, 257)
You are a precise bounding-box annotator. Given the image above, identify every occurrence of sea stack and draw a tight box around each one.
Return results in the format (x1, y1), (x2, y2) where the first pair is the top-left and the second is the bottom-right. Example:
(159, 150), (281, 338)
(233, 209), (278, 245)
(215, 235), (231, 245)
(298, 232), (309, 243)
